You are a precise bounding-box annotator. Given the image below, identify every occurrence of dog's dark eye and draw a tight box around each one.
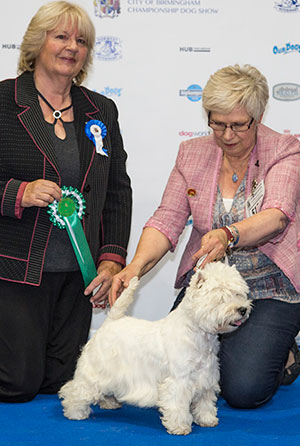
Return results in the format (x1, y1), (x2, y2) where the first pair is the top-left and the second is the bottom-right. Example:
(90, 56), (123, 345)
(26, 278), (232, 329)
(238, 307), (247, 317)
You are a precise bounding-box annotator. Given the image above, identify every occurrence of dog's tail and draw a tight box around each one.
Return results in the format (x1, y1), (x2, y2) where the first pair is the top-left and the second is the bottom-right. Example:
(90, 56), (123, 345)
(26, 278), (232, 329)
(107, 276), (139, 320)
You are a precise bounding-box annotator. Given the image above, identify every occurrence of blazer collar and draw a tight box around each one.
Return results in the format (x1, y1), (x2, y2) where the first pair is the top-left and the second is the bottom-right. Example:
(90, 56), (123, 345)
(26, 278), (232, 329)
(15, 72), (103, 187)
(71, 84), (107, 188)
(16, 71), (99, 115)
(16, 72), (60, 177)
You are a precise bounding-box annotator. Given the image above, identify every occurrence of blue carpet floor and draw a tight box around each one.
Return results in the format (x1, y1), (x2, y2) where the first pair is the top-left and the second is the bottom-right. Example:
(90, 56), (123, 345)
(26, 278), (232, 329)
(1, 380), (299, 446)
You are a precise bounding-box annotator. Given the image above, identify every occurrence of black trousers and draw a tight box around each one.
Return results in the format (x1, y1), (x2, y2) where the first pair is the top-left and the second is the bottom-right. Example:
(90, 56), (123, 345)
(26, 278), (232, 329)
(0, 271), (92, 402)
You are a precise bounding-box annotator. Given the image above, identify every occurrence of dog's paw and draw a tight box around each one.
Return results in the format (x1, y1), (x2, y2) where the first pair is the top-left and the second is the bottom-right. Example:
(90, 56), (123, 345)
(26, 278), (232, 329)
(194, 414), (218, 427)
(166, 425), (192, 436)
(161, 419), (192, 436)
(62, 406), (91, 420)
(99, 396), (122, 410)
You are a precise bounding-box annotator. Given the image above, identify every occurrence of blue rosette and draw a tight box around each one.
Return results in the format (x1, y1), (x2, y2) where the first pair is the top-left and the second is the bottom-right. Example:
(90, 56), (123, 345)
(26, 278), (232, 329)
(85, 120), (108, 156)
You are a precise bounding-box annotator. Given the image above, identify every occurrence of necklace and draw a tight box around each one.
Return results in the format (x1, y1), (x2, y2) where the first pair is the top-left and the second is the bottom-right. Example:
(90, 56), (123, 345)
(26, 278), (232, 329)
(232, 172), (238, 183)
(37, 89), (73, 125)
(223, 155), (249, 184)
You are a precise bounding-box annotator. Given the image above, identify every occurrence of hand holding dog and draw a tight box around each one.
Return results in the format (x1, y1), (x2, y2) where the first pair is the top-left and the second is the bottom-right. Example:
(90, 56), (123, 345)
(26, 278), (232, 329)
(192, 228), (228, 268)
(85, 261), (122, 308)
(109, 264), (141, 307)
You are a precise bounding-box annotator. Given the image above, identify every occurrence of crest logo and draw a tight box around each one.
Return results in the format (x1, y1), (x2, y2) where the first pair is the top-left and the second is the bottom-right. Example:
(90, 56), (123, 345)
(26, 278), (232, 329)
(273, 83), (300, 101)
(94, 0), (120, 18)
(95, 37), (122, 61)
(274, 1), (300, 12)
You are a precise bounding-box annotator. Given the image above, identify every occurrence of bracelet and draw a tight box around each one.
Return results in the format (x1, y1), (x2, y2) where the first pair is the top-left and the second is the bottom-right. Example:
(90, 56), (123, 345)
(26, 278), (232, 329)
(230, 225), (240, 246)
(220, 225), (240, 249)
(220, 226), (234, 247)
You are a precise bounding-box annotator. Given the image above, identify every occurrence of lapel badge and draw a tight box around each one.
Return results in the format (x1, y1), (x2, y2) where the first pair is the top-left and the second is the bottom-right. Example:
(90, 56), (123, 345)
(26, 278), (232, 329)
(251, 178), (258, 195)
(187, 188), (196, 197)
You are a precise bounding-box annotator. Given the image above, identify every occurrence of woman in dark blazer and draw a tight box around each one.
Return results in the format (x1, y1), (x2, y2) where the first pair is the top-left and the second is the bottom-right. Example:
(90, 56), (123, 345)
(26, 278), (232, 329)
(0, 1), (132, 402)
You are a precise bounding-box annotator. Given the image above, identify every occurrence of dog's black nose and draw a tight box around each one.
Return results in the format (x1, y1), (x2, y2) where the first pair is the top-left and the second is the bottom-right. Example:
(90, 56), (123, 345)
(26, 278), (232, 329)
(238, 307), (247, 317)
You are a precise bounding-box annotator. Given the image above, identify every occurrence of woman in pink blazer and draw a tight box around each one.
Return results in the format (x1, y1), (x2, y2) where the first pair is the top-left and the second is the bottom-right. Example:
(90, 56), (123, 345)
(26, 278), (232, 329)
(110, 64), (300, 408)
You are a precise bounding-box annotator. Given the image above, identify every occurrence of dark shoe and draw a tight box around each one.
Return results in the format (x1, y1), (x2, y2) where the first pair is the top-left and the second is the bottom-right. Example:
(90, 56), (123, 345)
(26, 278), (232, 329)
(281, 340), (300, 386)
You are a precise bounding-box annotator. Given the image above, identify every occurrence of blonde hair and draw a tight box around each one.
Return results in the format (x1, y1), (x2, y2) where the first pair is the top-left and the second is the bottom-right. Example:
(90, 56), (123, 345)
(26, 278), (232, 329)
(18, 1), (95, 85)
(202, 64), (269, 121)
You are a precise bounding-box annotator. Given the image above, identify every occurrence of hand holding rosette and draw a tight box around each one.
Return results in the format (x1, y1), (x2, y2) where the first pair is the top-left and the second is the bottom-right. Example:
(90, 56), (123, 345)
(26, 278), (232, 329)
(48, 186), (97, 288)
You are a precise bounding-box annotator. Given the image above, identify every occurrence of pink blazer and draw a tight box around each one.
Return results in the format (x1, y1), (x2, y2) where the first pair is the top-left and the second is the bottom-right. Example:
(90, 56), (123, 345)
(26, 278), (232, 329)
(145, 124), (300, 291)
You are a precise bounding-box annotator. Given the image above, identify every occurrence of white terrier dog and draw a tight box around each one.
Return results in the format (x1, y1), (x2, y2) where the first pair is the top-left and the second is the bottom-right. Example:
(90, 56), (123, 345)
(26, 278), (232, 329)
(59, 262), (251, 435)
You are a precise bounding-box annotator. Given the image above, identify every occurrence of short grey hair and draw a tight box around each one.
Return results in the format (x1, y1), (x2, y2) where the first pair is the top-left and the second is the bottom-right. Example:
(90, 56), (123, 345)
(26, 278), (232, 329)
(202, 64), (269, 121)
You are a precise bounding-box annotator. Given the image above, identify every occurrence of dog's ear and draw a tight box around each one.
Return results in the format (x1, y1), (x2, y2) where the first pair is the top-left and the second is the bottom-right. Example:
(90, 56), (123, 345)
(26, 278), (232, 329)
(190, 269), (204, 289)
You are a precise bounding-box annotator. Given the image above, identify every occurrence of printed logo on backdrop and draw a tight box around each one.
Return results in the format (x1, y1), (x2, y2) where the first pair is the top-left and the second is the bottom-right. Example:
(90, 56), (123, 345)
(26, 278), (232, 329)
(274, 1), (300, 12)
(94, 0), (121, 18)
(179, 84), (203, 102)
(179, 130), (210, 138)
(1, 43), (20, 50)
(179, 46), (211, 53)
(92, 87), (122, 98)
(273, 42), (300, 55)
(100, 86), (122, 97)
(127, 0), (218, 15)
(273, 83), (300, 101)
(95, 37), (122, 61)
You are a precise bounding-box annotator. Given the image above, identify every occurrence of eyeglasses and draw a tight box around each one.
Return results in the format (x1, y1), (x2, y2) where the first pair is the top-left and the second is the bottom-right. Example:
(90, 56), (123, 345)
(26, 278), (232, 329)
(208, 116), (254, 133)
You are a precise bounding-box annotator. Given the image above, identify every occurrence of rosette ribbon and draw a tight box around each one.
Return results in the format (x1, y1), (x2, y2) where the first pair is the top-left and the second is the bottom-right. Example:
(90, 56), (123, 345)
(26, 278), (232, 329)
(85, 119), (108, 156)
(48, 186), (97, 287)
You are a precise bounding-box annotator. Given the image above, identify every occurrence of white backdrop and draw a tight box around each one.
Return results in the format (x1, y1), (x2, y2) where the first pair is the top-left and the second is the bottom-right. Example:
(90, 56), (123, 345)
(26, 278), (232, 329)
(0, 0), (300, 333)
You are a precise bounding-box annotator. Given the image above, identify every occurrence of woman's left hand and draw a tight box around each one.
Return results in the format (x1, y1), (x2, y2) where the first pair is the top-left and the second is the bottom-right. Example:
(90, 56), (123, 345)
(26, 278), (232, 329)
(192, 228), (228, 268)
(84, 260), (122, 309)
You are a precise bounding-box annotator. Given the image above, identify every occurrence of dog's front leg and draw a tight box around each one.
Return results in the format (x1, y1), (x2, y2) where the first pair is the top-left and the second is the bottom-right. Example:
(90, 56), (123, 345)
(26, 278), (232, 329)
(157, 377), (193, 435)
(191, 388), (219, 427)
(59, 378), (94, 420)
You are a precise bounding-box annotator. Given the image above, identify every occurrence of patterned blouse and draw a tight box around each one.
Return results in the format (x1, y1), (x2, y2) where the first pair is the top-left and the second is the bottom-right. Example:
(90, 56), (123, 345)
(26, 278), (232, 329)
(211, 176), (300, 303)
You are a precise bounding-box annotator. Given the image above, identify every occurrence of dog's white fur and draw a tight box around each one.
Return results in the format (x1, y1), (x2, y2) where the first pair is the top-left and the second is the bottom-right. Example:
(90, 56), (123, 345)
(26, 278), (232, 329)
(59, 262), (251, 435)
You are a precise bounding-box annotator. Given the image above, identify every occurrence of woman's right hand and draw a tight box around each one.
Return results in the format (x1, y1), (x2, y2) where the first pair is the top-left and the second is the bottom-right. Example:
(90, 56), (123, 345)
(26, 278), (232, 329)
(21, 180), (61, 208)
(108, 265), (141, 307)
(192, 228), (228, 268)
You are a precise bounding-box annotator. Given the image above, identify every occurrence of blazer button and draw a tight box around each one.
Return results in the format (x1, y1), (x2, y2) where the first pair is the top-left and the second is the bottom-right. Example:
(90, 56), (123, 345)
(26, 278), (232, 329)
(84, 184), (91, 193)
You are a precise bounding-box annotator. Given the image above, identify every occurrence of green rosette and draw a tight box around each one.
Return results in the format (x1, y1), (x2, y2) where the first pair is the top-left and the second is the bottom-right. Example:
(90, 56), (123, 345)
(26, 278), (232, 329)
(48, 186), (97, 287)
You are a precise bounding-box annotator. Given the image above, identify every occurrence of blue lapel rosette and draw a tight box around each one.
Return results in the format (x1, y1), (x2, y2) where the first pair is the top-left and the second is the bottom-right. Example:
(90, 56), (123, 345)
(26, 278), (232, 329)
(47, 186), (97, 287)
(85, 120), (108, 156)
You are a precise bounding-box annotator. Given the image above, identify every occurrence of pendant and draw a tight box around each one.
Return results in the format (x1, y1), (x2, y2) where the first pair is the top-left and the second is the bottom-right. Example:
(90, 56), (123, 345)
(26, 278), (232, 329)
(232, 172), (238, 183)
(53, 110), (62, 120)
